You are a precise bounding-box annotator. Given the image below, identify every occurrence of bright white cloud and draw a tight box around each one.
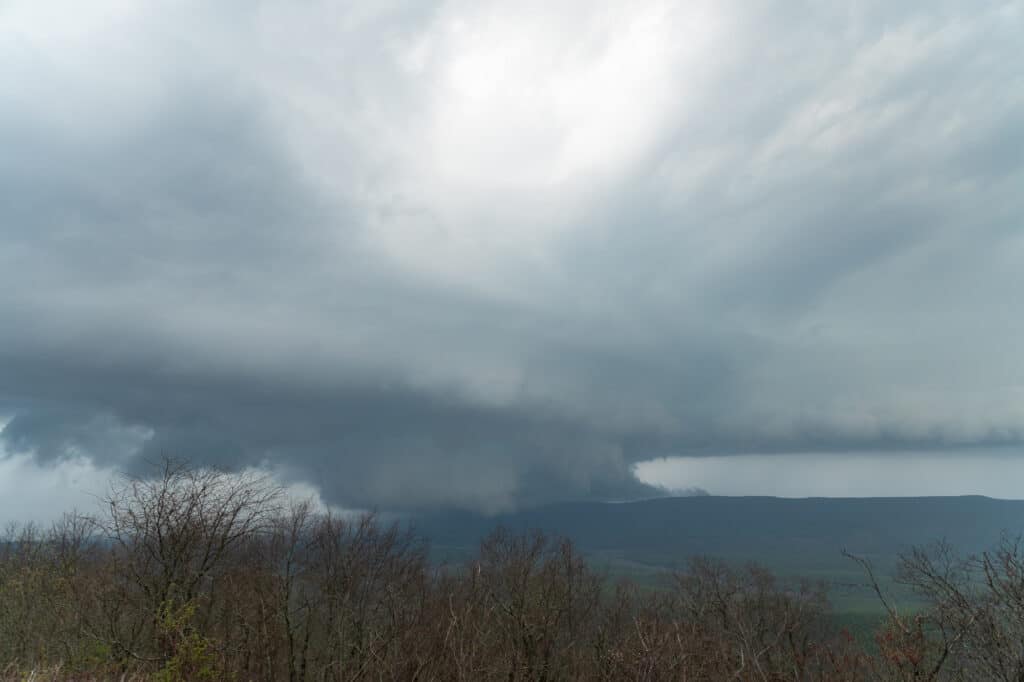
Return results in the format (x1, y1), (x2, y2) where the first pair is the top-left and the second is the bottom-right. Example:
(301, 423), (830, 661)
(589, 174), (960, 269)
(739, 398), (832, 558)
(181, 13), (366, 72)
(0, 452), (112, 525)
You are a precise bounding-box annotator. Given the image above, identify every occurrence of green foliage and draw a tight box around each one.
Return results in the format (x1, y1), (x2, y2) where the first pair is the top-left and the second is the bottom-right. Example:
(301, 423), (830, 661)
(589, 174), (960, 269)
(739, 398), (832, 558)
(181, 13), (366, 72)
(153, 599), (219, 682)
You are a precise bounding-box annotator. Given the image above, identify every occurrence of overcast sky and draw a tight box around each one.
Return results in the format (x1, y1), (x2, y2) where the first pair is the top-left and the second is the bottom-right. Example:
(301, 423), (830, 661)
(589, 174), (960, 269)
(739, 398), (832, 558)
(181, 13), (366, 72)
(1, 0), (1022, 519)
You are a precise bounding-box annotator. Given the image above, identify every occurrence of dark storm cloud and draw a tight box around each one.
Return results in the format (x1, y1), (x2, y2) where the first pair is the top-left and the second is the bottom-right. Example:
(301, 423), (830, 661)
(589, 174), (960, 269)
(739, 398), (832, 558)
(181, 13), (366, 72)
(0, 350), (657, 511)
(1, 0), (1022, 510)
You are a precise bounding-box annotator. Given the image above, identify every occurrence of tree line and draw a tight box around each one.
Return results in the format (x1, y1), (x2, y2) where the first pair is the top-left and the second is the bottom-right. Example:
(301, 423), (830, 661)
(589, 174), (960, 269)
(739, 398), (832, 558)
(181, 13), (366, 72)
(2, 459), (1024, 681)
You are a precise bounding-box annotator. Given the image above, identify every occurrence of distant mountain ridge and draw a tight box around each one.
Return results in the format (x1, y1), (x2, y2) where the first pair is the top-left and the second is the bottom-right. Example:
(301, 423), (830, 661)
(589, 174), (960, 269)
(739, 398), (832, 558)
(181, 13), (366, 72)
(412, 495), (1024, 573)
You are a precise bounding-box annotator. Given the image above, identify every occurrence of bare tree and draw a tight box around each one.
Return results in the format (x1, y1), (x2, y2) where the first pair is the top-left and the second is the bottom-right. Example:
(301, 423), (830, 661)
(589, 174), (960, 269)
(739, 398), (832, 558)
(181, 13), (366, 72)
(91, 457), (282, 670)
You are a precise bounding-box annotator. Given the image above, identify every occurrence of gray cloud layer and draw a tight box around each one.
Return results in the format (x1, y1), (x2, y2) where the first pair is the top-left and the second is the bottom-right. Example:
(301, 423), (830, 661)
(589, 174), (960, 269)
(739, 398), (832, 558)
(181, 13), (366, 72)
(1, 0), (1022, 510)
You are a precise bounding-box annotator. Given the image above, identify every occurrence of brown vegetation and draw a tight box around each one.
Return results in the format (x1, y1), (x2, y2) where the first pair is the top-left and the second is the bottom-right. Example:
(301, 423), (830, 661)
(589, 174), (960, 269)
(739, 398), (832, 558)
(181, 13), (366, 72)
(0, 459), (1020, 680)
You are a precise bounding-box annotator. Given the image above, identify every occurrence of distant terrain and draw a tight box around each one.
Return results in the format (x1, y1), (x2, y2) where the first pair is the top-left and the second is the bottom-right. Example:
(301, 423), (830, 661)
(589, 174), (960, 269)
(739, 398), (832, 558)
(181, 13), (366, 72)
(413, 495), (1024, 617)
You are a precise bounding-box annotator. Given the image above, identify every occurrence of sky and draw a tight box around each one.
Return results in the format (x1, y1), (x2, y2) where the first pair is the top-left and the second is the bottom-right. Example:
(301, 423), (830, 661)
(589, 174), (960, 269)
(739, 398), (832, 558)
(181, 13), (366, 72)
(1, 0), (1023, 520)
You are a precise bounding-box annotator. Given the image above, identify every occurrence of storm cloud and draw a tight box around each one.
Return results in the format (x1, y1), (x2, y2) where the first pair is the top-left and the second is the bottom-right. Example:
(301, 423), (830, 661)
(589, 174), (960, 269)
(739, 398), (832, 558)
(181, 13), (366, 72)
(1, 0), (1022, 511)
